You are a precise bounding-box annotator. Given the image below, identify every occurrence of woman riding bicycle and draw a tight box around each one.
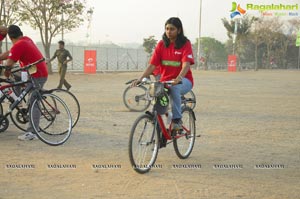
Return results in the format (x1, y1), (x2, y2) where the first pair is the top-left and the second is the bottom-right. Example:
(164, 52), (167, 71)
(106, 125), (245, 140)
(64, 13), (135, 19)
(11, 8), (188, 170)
(133, 17), (194, 131)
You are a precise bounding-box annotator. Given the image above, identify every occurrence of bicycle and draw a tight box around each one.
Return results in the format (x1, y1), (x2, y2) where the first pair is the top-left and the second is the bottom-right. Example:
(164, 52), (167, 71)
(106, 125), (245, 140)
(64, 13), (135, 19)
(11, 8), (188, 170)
(128, 80), (197, 174)
(0, 58), (72, 146)
(0, 65), (80, 132)
(6, 87), (80, 132)
(123, 78), (196, 112)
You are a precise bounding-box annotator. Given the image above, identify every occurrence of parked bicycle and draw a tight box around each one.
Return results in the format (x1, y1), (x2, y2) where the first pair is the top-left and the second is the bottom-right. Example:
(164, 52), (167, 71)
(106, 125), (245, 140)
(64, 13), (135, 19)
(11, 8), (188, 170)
(123, 77), (196, 112)
(128, 80), (197, 174)
(0, 69), (80, 132)
(5, 87), (80, 132)
(0, 58), (72, 146)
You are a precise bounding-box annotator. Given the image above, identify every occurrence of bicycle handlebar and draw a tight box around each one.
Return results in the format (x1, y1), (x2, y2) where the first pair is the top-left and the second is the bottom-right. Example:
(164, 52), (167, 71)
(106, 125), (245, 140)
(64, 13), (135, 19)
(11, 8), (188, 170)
(128, 78), (182, 87)
(141, 79), (182, 85)
(0, 58), (45, 73)
(0, 78), (14, 83)
(125, 79), (138, 85)
(12, 58), (45, 73)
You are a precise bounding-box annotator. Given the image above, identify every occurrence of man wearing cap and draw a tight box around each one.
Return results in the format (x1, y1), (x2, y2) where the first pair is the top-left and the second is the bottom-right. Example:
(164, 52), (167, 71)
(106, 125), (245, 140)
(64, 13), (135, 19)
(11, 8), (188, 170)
(48, 40), (72, 90)
(0, 25), (48, 141)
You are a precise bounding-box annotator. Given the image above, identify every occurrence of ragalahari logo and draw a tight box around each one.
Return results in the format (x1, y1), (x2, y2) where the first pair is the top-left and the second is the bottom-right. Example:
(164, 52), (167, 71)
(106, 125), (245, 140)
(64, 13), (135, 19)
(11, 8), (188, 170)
(230, 2), (246, 18)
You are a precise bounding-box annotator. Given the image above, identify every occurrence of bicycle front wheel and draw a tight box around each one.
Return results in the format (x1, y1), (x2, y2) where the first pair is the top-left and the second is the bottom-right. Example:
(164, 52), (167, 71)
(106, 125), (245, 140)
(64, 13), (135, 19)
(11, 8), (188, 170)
(173, 107), (196, 159)
(50, 89), (80, 128)
(123, 85), (151, 112)
(30, 93), (72, 146)
(129, 114), (159, 174)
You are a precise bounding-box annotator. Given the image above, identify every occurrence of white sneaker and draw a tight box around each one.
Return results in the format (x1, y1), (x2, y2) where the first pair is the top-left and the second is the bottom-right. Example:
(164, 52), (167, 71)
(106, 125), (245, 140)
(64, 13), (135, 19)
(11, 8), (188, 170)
(18, 132), (38, 141)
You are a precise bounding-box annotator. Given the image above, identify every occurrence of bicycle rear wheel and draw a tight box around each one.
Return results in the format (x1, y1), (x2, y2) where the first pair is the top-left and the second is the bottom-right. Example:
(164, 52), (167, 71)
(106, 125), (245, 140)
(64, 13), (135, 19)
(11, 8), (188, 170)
(129, 114), (159, 174)
(10, 107), (29, 132)
(30, 93), (72, 146)
(183, 90), (196, 110)
(50, 89), (80, 128)
(10, 87), (29, 132)
(173, 107), (196, 159)
(123, 85), (151, 112)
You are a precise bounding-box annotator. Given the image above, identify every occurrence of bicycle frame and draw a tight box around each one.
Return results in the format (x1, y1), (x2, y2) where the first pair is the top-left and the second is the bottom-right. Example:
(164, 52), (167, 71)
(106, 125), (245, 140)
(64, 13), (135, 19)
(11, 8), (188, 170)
(0, 59), (45, 119)
(0, 80), (33, 116)
(155, 111), (191, 141)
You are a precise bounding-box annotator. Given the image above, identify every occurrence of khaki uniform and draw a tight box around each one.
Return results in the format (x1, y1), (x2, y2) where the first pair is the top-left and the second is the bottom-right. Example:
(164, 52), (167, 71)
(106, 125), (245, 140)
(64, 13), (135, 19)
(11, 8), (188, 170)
(51, 48), (73, 89)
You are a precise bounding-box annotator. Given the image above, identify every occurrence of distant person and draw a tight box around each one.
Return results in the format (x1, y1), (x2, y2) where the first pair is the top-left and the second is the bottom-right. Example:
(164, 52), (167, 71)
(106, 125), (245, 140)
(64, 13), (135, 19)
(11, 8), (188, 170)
(49, 40), (72, 90)
(0, 25), (48, 141)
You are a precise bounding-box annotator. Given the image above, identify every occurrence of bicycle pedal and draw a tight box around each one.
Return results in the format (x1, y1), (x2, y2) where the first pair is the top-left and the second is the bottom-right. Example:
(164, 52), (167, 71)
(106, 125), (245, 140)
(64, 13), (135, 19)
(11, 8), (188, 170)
(171, 130), (177, 137)
(171, 129), (184, 137)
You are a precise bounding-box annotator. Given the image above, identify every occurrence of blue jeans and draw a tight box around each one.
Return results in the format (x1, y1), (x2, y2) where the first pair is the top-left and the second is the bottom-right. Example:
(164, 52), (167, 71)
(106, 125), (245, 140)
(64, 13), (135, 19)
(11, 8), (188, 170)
(169, 78), (192, 119)
(27, 77), (48, 132)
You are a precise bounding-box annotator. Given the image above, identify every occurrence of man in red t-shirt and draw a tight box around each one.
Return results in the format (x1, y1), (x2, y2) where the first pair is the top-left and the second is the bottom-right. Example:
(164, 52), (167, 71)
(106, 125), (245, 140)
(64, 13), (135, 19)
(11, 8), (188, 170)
(133, 17), (194, 131)
(0, 25), (48, 141)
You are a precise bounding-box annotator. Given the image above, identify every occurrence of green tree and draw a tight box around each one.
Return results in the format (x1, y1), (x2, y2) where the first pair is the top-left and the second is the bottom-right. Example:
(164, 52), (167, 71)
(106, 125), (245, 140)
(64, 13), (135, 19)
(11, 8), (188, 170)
(17, 0), (93, 73)
(195, 37), (226, 70)
(143, 35), (157, 58)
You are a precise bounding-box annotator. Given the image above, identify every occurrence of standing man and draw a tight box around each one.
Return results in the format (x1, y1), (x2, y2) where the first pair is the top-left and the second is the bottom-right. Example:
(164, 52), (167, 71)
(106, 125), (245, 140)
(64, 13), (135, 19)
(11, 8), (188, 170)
(0, 25), (48, 141)
(49, 40), (72, 90)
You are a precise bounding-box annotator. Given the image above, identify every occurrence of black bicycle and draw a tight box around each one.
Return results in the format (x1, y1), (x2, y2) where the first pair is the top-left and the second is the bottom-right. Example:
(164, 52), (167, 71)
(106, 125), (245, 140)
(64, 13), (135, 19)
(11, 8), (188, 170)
(0, 58), (72, 146)
(5, 87), (80, 132)
(0, 68), (80, 132)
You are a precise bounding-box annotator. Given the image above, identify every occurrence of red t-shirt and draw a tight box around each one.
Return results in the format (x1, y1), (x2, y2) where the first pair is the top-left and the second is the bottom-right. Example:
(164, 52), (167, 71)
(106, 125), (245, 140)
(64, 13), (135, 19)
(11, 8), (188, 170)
(0, 34), (5, 41)
(152, 65), (161, 76)
(8, 36), (48, 78)
(150, 40), (194, 86)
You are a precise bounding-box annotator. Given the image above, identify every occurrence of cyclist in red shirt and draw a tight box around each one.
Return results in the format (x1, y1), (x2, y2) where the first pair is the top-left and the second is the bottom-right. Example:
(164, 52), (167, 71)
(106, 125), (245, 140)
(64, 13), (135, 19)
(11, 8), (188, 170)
(0, 25), (48, 141)
(133, 17), (194, 130)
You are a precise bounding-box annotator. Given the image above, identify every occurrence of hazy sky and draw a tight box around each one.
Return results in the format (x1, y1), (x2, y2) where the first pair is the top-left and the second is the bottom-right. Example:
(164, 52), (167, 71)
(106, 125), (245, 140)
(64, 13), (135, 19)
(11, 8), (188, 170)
(22, 0), (299, 45)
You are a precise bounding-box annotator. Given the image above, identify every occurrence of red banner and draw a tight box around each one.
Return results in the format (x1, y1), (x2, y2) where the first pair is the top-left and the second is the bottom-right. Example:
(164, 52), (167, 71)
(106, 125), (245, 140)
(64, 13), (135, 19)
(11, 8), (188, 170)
(84, 50), (97, 74)
(228, 55), (237, 72)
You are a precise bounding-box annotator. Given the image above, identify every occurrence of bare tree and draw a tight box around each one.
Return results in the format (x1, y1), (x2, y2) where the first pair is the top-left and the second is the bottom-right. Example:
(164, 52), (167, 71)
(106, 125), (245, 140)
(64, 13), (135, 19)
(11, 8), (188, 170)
(287, 18), (300, 39)
(259, 18), (284, 69)
(17, 0), (93, 73)
(250, 17), (264, 71)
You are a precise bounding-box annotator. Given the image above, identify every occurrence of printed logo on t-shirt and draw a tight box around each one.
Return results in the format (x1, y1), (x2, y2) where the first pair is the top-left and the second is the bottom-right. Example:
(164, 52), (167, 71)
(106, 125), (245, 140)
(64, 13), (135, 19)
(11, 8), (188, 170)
(175, 51), (182, 55)
(188, 54), (193, 59)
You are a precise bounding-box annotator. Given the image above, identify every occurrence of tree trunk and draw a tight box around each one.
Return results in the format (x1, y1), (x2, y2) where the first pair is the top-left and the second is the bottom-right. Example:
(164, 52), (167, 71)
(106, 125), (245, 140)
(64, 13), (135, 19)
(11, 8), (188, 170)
(255, 43), (258, 71)
(204, 60), (208, 70)
(267, 43), (271, 69)
(236, 41), (241, 71)
(204, 55), (209, 70)
(44, 43), (53, 74)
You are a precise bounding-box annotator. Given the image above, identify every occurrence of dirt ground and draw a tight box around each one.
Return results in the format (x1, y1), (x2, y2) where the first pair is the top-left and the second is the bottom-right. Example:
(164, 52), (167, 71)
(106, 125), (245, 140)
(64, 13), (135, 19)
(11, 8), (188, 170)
(0, 70), (299, 199)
